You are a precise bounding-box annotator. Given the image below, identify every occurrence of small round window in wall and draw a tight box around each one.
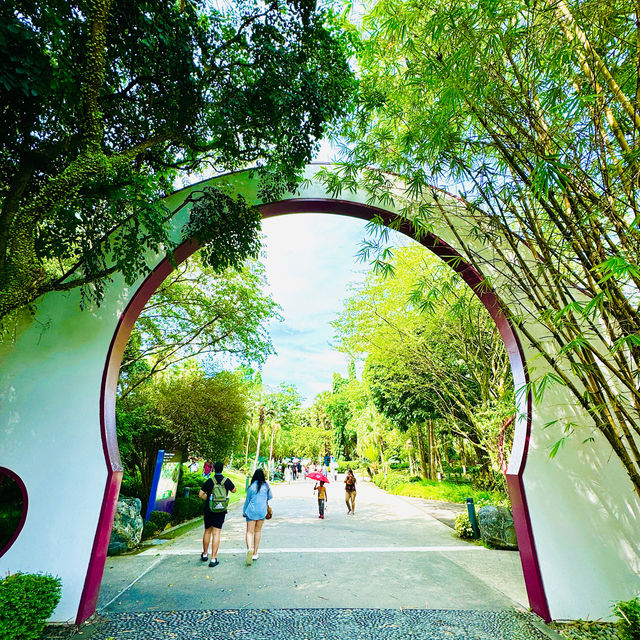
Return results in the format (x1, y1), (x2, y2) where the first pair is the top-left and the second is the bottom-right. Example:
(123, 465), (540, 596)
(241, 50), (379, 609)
(0, 468), (27, 557)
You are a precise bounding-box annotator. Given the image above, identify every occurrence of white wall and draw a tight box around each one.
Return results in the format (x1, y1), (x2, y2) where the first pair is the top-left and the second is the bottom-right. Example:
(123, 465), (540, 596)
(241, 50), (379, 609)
(1, 166), (639, 621)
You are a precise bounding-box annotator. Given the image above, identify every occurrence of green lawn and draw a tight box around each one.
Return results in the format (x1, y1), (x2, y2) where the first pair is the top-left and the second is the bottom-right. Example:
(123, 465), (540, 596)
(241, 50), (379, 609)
(225, 468), (249, 505)
(373, 471), (509, 507)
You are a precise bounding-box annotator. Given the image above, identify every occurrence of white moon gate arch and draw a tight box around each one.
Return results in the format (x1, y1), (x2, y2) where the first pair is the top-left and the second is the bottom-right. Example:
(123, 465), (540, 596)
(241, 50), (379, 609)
(1, 166), (639, 624)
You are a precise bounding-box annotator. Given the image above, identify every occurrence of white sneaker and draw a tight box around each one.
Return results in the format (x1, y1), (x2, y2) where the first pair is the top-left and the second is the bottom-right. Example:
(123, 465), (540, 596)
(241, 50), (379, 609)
(252, 554), (259, 560)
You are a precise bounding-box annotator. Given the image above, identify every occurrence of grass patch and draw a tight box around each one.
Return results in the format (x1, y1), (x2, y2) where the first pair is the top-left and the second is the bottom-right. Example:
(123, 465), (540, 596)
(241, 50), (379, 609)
(224, 468), (248, 505)
(373, 471), (508, 507)
(550, 620), (621, 640)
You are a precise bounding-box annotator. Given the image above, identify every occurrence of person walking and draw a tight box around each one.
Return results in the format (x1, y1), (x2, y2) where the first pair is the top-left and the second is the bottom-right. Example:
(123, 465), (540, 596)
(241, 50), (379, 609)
(243, 468), (273, 565)
(344, 469), (357, 514)
(329, 458), (338, 482)
(314, 480), (327, 519)
(198, 461), (236, 567)
(202, 460), (212, 479)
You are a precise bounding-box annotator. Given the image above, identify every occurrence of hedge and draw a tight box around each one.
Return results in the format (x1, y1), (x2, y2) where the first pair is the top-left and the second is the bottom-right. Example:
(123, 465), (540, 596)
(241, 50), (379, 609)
(0, 573), (62, 640)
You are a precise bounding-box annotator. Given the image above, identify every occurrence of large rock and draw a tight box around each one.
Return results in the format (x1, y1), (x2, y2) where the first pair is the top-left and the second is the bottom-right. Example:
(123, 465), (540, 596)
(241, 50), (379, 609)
(477, 505), (518, 550)
(108, 497), (143, 555)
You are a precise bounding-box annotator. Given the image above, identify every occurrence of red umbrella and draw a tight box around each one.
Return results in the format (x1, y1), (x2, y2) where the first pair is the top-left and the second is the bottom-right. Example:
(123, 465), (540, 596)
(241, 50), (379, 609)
(307, 471), (329, 483)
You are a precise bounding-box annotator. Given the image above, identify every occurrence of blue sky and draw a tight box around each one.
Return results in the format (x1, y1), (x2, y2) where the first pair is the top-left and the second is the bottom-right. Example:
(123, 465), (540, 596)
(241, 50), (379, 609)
(258, 213), (414, 404)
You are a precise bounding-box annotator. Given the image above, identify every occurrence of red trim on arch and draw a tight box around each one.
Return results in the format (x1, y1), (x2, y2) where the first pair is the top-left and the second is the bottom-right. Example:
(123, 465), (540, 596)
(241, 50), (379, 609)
(76, 240), (200, 624)
(80, 197), (550, 624)
(0, 467), (28, 559)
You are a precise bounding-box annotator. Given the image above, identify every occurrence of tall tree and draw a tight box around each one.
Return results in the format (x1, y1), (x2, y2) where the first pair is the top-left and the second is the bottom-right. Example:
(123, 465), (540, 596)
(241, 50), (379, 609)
(0, 0), (354, 321)
(118, 253), (281, 398)
(334, 246), (514, 475)
(117, 365), (250, 508)
(324, 0), (640, 497)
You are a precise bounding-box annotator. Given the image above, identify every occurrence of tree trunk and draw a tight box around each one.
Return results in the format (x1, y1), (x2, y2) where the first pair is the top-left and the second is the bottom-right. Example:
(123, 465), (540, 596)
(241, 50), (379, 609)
(253, 406), (264, 472)
(427, 420), (437, 480)
(244, 421), (252, 466)
(414, 424), (428, 479)
(268, 421), (276, 480)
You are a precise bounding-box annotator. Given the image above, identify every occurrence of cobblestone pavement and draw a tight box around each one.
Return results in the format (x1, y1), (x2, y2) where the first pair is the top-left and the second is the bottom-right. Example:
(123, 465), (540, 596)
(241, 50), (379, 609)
(44, 608), (555, 640)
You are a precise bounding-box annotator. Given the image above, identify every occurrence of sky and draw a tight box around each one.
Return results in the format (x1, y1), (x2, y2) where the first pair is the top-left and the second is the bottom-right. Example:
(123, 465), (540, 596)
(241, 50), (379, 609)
(258, 213), (415, 404)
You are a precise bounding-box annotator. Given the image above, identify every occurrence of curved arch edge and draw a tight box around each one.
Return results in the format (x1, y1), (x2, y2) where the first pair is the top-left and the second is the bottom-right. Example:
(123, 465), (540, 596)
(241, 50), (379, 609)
(79, 196), (550, 623)
(0, 467), (28, 559)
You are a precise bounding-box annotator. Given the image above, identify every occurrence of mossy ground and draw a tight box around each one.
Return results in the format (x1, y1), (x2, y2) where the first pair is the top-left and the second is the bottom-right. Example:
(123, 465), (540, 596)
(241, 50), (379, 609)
(550, 621), (621, 640)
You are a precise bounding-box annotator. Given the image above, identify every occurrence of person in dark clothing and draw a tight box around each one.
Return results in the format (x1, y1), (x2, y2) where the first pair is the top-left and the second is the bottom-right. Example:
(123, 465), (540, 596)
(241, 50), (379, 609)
(198, 461), (236, 567)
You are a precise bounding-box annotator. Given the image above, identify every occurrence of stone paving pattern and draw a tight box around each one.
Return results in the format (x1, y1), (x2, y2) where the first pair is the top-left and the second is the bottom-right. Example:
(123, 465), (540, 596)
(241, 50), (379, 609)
(43, 477), (544, 639)
(43, 608), (554, 640)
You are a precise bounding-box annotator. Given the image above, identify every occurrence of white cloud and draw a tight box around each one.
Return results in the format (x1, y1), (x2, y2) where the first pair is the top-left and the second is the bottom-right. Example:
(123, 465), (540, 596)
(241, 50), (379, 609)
(258, 213), (415, 404)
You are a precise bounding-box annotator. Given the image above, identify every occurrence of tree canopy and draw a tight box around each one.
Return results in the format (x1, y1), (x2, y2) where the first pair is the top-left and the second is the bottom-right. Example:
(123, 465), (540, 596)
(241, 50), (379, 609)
(118, 252), (281, 398)
(0, 0), (354, 321)
(117, 365), (250, 507)
(323, 0), (640, 498)
(333, 245), (514, 476)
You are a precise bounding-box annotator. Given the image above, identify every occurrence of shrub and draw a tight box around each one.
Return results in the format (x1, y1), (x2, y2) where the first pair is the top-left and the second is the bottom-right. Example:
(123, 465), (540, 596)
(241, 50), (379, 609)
(470, 468), (507, 494)
(172, 495), (204, 524)
(120, 470), (144, 502)
(0, 573), (62, 640)
(178, 471), (206, 492)
(614, 596), (640, 640)
(142, 510), (172, 539)
(336, 460), (351, 474)
(454, 513), (475, 539)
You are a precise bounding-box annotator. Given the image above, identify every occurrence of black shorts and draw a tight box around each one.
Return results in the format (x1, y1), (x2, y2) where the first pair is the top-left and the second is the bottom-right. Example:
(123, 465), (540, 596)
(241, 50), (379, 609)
(204, 510), (226, 529)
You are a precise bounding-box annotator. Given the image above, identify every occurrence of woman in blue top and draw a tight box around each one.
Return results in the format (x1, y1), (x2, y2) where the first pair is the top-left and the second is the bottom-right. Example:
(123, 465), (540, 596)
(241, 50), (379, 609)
(243, 468), (273, 565)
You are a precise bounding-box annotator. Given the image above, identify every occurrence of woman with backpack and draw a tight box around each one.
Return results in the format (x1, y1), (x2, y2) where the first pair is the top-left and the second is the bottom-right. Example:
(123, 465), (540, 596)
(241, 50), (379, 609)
(243, 468), (273, 566)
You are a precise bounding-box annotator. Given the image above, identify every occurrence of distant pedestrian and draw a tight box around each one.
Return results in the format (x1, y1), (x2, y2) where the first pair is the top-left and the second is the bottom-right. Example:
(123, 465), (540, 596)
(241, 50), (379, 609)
(292, 461), (298, 481)
(329, 458), (338, 481)
(203, 460), (212, 479)
(188, 456), (199, 473)
(198, 461), (236, 567)
(243, 468), (273, 565)
(345, 469), (356, 515)
(314, 480), (327, 519)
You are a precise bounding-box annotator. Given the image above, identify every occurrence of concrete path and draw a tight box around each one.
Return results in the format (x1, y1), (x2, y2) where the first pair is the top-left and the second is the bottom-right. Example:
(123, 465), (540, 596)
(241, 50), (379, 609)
(97, 475), (529, 613)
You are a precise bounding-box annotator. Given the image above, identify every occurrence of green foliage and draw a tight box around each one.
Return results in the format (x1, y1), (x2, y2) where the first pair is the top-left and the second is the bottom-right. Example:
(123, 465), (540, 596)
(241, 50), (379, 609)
(614, 596), (640, 640)
(333, 245), (515, 477)
(119, 469), (144, 502)
(117, 366), (250, 513)
(373, 471), (507, 507)
(454, 513), (475, 540)
(183, 189), (262, 274)
(142, 510), (172, 539)
(0, 0), (355, 319)
(171, 496), (203, 524)
(326, 0), (640, 496)
(0, 573), (62, 640)
(119, 252), (281, 399)
(471, 469), (508, 495)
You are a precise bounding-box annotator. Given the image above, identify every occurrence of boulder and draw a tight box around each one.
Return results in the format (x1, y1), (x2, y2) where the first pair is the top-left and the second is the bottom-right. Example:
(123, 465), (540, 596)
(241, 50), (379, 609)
(108, 497), (143, 555)
(477, 505), (518, 550)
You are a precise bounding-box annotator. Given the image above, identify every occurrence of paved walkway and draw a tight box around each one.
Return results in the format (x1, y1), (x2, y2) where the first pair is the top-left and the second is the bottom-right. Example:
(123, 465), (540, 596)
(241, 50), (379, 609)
(46, 476), (553, 639)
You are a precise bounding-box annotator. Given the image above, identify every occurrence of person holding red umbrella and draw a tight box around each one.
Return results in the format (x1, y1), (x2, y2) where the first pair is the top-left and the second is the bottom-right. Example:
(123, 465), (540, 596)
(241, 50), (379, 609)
(313, 480), (328, 518)
(308, 470), (330, 519)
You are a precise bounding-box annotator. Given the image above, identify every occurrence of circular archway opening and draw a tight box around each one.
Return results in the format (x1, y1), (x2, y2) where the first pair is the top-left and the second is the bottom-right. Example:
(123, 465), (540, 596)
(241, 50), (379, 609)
(0, 467), (28, 558)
